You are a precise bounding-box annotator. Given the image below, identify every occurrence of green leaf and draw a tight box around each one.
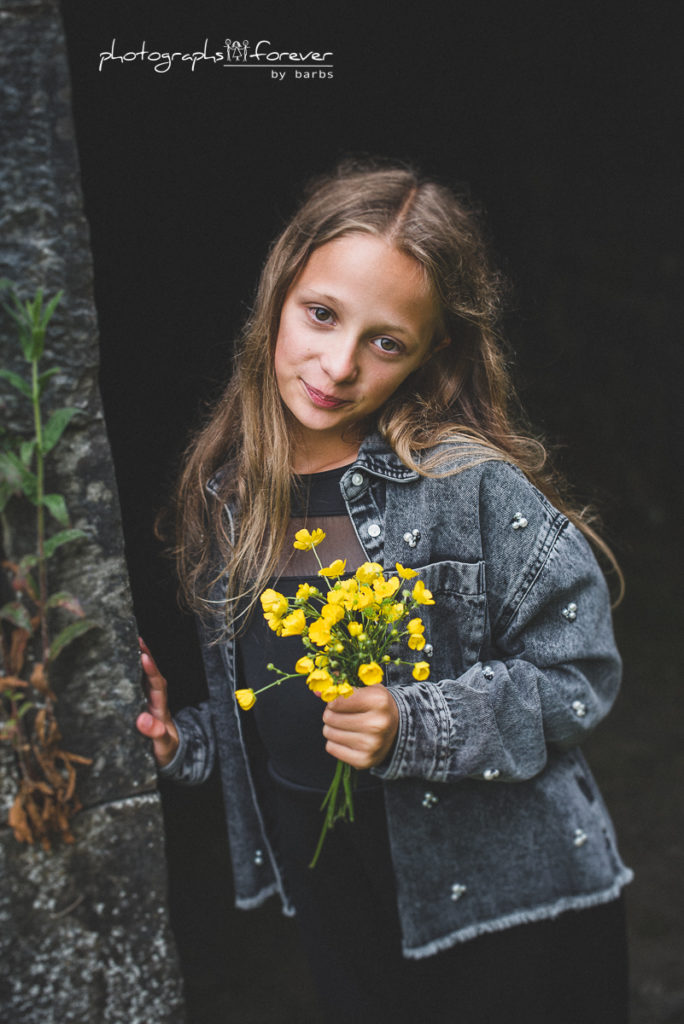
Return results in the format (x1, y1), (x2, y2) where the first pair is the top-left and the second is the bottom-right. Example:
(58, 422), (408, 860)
(20, 439), (36, 466)
(0, 368), (32, 398)
(0, 481), (13, 512)
(48, 618), (98, 662)
(1, 451), (37, 501)
(42, 290), (63, 327)
(0, 452), (23, 490)
(42, 407), (78, 455)
(43, 529), (86, 558)
(0, 601), (32, 631)
(42, 493), (69, 524)
(38, 367), (61, 395)
(27, 289), (45, 361)
(46, 591), (85, 616)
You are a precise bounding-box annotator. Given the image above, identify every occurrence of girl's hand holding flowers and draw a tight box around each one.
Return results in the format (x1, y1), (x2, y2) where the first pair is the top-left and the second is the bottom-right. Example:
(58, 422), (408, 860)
(237, 528), (435, 866)
(322, 684), (399, 770)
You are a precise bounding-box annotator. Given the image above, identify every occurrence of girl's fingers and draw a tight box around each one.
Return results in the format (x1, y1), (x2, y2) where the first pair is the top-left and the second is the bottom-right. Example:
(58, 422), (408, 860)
(137, 639), (179, 766)
(136, 711), (168, 739)
(140, 650), (165, 689)
(322, 685), (399, 767)
(322, 724), (368, 749)
(136, 711), (179, 767)
(324, 738), (381, 770)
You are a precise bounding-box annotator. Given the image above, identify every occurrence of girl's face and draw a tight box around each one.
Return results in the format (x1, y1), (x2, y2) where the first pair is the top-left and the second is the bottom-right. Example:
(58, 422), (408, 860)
(275, 233), (445, 471)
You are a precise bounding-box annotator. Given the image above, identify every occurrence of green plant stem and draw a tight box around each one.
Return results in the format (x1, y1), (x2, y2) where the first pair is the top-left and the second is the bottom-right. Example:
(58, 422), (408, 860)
(31, 358), (50, 686)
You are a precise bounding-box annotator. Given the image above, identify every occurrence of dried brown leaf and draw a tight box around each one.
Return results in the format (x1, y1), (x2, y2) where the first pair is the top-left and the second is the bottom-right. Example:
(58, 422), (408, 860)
(8, 628), (29, 676)
(59, 751), (92, 766)
(0, 675), (28, 691)
(63, 762), (76, 802)
(29, 662), (53, 698)
(25, 792), (42, 830)
(8, 792), (32, 843)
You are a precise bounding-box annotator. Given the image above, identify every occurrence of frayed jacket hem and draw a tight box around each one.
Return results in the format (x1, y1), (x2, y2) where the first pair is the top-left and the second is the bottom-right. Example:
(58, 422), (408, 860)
(235, 883), (296, 917)
(401, 868), (634, 960)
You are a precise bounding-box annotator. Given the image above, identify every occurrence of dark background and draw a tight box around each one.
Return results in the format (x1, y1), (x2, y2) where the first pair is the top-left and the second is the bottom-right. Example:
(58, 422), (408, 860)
(60, 2), (683, 1020)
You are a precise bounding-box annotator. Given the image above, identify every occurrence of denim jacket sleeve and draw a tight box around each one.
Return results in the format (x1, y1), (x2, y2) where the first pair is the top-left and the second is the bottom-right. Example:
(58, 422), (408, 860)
(156, 619), (224, 785)
(375, 464), (622, 784)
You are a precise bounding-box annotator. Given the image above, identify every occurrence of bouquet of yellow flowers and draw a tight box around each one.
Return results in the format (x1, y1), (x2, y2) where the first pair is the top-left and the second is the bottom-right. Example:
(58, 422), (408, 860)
(234, 527), (435, 867)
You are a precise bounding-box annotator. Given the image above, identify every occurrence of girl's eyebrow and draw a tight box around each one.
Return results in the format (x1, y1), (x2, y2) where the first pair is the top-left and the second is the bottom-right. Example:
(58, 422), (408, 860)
(297, 289), (340, 307)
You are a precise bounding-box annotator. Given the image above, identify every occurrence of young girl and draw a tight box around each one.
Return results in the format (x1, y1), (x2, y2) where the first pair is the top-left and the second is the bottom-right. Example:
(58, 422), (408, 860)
(137, 161), (632, 1023)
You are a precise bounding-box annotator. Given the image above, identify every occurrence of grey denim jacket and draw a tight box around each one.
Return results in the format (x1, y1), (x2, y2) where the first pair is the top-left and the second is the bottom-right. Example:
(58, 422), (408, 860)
(160, 432), (633, 958)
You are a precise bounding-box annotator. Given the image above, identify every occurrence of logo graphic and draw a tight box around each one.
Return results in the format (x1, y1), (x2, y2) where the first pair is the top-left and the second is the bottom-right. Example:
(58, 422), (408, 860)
(98, 38), (334, 78)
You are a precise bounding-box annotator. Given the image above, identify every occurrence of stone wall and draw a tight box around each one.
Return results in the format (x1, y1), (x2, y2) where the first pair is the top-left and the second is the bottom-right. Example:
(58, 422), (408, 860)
(0, 1), (184, 1020)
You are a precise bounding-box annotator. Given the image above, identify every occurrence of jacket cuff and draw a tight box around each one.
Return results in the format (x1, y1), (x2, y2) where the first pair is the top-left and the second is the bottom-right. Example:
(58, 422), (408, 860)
(156, 717), (187, 780)
(371, 683), (451, 781)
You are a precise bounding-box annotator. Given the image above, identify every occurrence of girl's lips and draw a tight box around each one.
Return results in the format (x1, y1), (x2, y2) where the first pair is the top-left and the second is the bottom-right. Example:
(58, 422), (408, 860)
(302, 381), (351, 409)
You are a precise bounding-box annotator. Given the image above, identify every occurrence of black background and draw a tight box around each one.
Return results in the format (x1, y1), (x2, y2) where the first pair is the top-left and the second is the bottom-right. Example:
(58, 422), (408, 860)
(59, 2), (683, 1020)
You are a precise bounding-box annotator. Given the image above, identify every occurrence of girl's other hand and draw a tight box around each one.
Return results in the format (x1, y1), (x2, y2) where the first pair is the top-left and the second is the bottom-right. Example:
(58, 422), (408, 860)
(136, 637), (180, 768)
(322, 684), (399, 769)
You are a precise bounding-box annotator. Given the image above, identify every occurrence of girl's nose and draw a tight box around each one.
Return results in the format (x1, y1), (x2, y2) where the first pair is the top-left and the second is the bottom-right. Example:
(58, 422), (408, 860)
(320, 336), (360, 383)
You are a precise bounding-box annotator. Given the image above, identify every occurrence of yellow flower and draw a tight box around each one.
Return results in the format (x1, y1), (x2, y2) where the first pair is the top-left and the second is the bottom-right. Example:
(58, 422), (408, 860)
(347, 621), (363, 637)
(321, 602), (345, 624)
(295, 656), (315, 674)
(396, 563), (419, 579)
(260, 588), (289, 618)
(336, 682), (354, 698)
(373, 576), (401, 600)
(355, 561), (384, 584)
(358, 661), (383, 686)
(308, 618), (332, 646)
(296, 582), (318, 601)
(319, 684), (340, 702)
(306, 668), (334, 690)
(412, 580), (435, 606)
(355, 585), (375, 610)
(408, 633), (426, 650)
(412, 662), (430, 681)
(293, 527), (326, 550)
(383, 601), (405, 622)
(315, 654), (330, 668)
(280, 609), (306, 636)
(327, 579), (358, 610)
(235, 688), (256, 710)
(264, 613), (284, 635)
(407, 617), (425, 635)
(318, 558), (347, 578)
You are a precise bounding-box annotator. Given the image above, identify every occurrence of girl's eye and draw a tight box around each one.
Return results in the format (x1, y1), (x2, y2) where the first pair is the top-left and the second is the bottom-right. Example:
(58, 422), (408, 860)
(308, 306), (334, 324)
(372, 336), (401, 354)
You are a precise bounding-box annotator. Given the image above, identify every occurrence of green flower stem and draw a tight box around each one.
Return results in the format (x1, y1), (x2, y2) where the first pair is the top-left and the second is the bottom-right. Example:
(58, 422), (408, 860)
(309, 758), (355, 869)
(311, 544), (332, 591)
(252, 670), (304, 697)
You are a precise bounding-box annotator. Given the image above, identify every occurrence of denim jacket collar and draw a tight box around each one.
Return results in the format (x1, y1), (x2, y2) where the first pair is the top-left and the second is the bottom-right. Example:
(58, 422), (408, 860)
(349, 431), (419, 483)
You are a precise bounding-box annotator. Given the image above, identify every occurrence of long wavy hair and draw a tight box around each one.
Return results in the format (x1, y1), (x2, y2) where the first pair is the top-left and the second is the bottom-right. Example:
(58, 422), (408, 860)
(173, 158), (622, 628)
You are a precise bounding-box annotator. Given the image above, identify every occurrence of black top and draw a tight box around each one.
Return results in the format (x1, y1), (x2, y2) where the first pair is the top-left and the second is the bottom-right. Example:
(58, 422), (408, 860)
(237, 465), (381, 792)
